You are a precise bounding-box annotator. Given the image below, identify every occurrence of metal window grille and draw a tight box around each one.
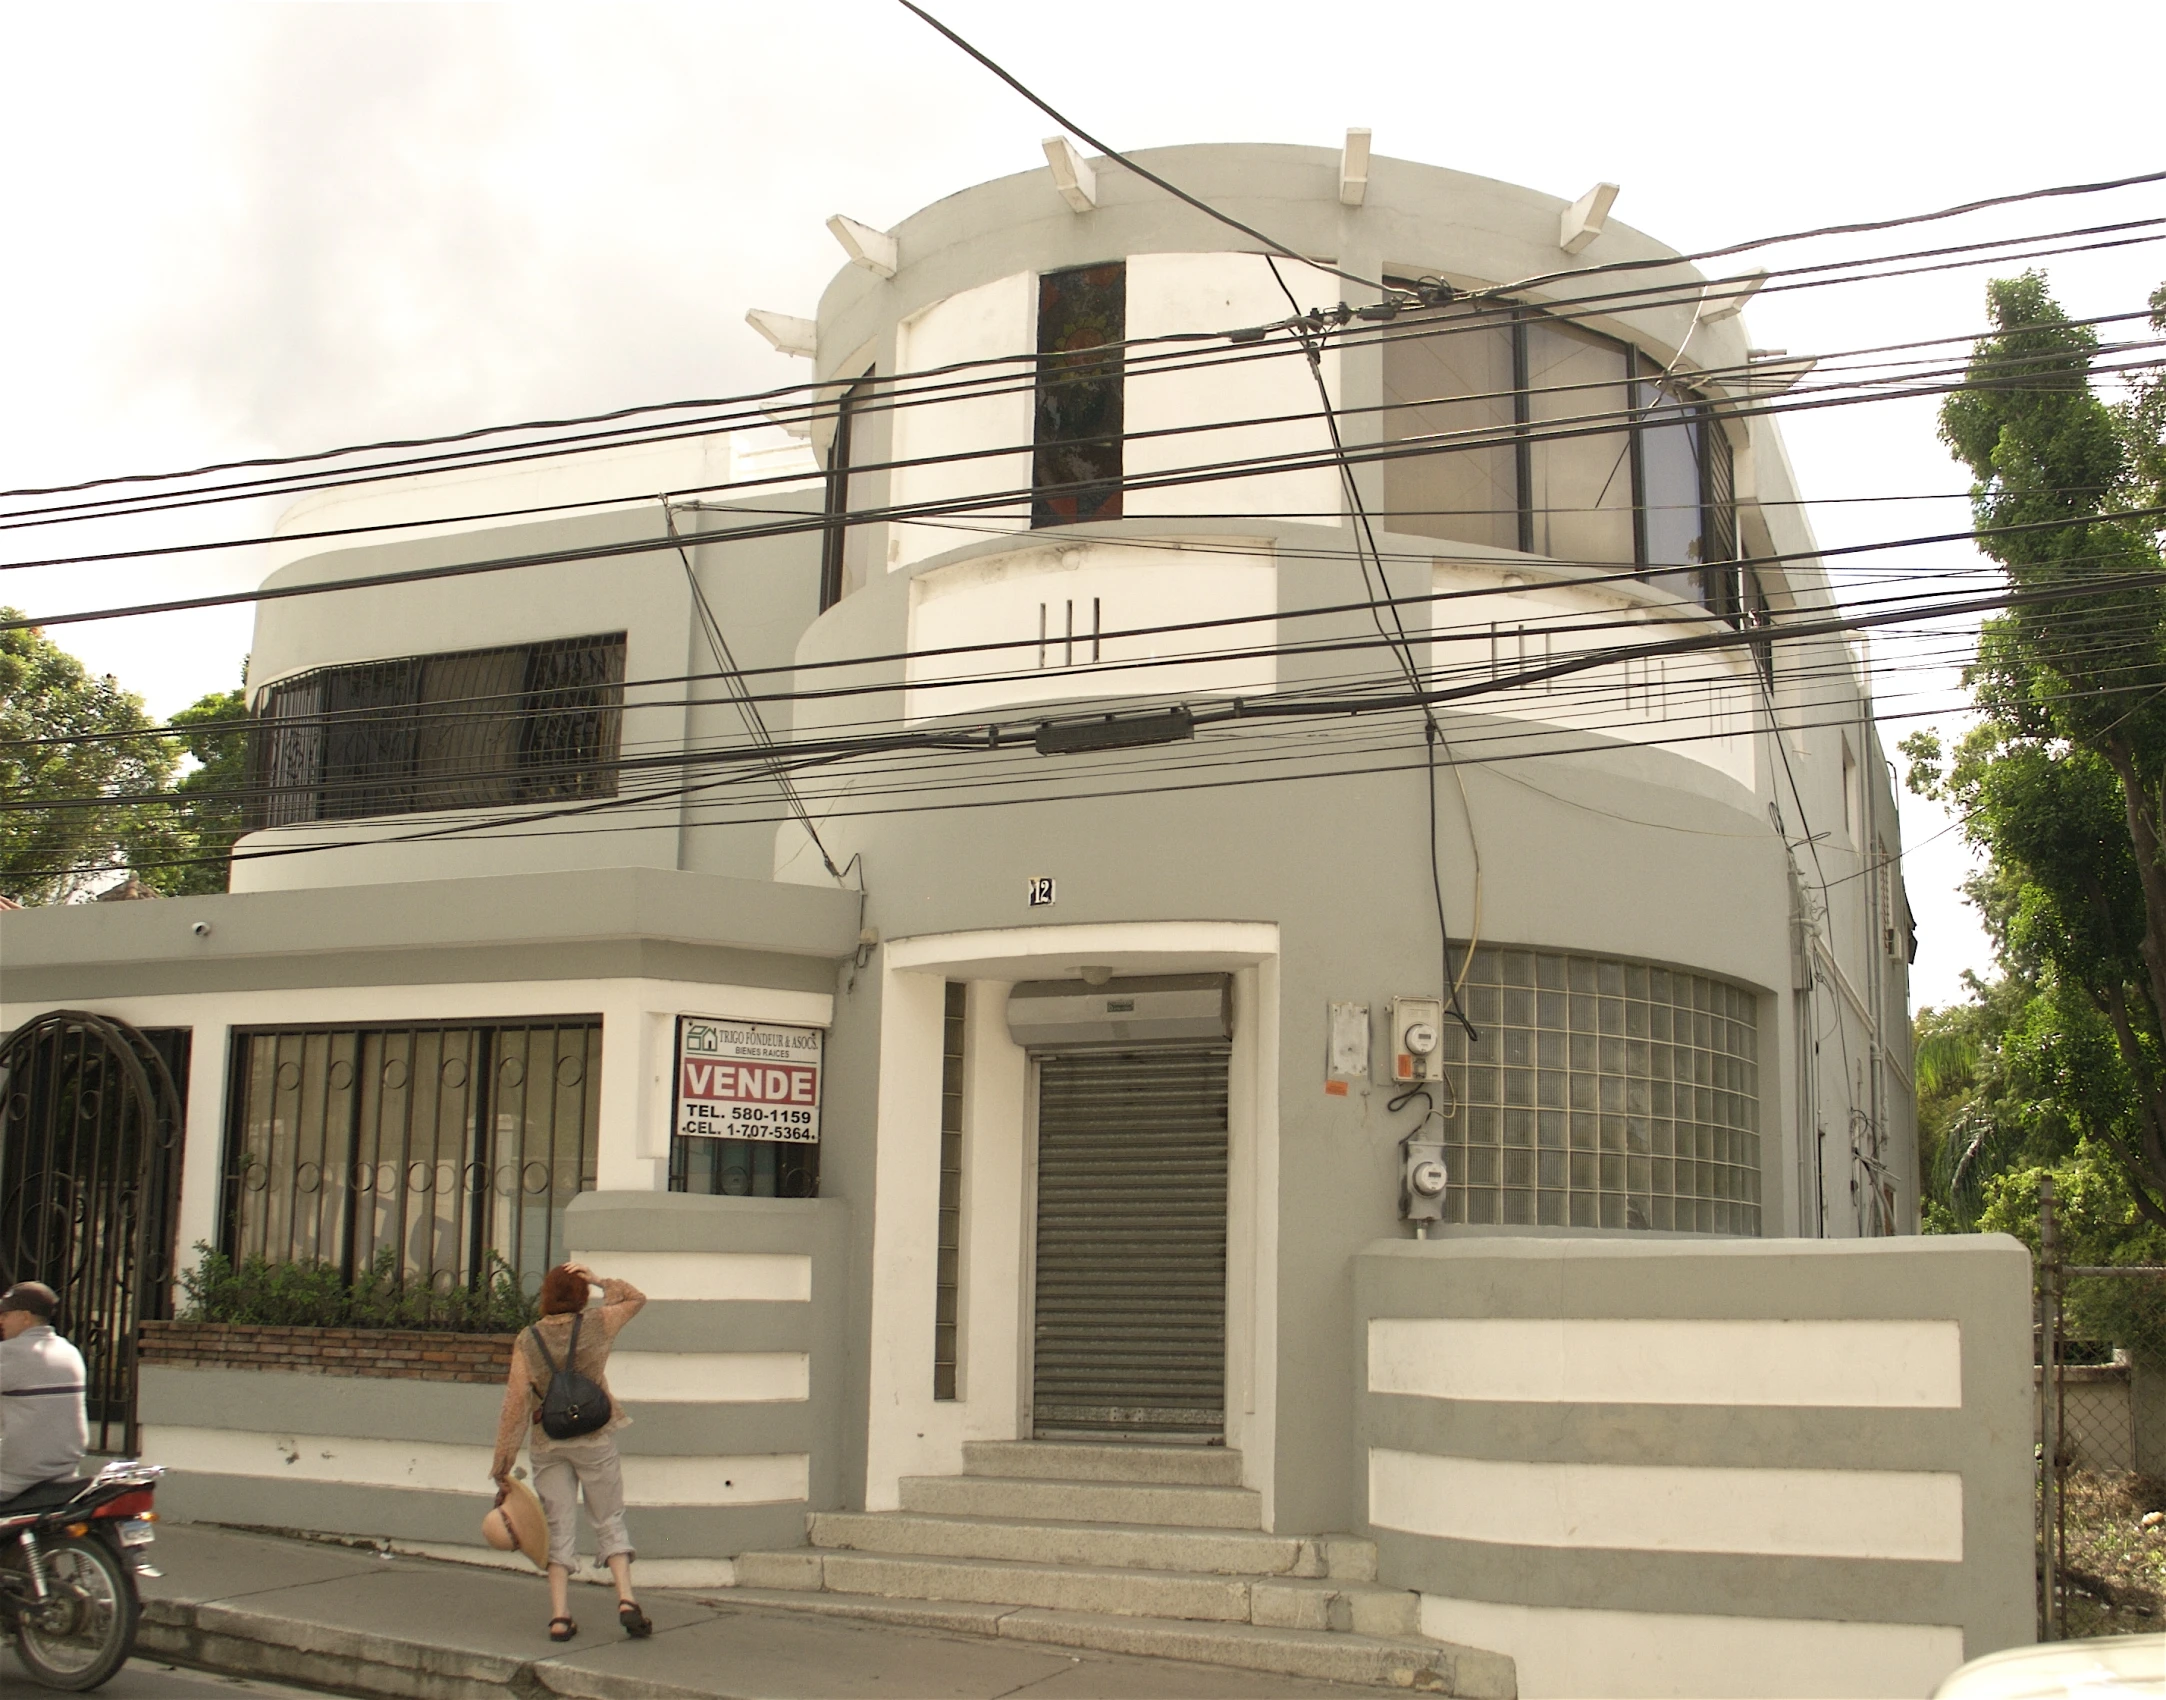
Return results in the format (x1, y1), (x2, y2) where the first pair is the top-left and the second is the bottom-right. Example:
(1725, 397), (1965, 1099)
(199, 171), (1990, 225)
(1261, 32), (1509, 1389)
(221, 1019), (600, 1298)
(935, 982), (966, 1401)
(1032, 263), (1125, 527)
(1437, 947), (1762, 1233)
(247, 634), (625, 828)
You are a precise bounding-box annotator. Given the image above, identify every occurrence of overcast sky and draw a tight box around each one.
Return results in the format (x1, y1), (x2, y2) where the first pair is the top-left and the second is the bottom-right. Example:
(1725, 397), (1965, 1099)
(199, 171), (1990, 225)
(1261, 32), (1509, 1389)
(3, 0), (2160, 1007)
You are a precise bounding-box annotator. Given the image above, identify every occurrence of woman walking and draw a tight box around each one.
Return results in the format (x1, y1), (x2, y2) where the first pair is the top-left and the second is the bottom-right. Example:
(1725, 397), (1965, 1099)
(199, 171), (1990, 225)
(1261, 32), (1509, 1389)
(490, 1261), (651, 1642)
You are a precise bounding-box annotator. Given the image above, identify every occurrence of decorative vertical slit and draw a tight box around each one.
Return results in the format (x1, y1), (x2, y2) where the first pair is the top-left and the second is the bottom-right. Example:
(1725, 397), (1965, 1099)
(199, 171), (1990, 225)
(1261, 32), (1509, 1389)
(934, 982), (967, 1401)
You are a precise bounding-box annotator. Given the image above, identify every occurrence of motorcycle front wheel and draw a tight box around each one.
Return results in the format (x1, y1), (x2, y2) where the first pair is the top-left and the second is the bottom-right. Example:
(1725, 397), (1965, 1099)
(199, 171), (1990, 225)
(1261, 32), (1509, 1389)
(8, 1533), (139, 1691)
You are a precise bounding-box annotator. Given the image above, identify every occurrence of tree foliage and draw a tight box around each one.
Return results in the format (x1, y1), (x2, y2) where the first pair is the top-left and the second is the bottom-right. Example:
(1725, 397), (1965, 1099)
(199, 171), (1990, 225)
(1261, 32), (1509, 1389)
(0, 619), (250, 904)
(0, 614), (176, 904)
(1906, 271), (2166, 1237)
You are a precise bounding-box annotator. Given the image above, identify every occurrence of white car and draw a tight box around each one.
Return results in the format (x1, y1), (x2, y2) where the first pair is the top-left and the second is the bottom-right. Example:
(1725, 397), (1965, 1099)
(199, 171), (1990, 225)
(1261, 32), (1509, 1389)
(1934, 1635), (2164, 1699)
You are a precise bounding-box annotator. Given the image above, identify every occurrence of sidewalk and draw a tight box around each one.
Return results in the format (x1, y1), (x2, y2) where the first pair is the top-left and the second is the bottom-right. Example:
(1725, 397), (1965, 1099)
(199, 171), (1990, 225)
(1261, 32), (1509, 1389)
(137, 1523), (1384, 1700)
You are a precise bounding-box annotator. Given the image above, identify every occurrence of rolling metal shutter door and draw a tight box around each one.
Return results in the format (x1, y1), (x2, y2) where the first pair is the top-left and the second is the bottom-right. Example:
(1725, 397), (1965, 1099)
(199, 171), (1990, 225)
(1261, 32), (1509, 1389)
(1032, 1045), (1229, 1441)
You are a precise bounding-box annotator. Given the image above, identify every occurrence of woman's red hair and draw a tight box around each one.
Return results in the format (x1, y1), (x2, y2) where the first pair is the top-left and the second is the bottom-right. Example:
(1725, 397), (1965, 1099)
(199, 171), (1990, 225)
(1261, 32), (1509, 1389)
(539, 1265), (588, 1317)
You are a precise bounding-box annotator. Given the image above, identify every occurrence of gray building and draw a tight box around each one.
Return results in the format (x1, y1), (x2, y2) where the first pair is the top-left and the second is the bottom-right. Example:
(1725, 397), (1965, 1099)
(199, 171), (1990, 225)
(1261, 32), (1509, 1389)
(6, 144), (1966, 1697)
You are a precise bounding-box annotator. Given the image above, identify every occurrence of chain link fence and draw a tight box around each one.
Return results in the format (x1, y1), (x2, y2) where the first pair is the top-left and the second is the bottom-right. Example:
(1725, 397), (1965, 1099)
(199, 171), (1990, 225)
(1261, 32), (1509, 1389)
(2037, 1177), (2166, 1638)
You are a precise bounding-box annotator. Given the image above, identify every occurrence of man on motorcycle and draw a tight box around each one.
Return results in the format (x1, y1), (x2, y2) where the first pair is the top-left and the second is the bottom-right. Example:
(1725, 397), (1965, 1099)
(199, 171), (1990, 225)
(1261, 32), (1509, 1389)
(0, 1282), (88, 1509)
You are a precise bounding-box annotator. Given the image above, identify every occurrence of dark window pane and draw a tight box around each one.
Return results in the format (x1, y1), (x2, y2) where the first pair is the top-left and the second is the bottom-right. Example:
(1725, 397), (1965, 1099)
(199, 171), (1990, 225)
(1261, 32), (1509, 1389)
(414, 648), (524, 809)
(248, 636), (624, 827)
(257, 676), (325, 827)
(821, 374), (873, 610)
(518, 637), (625, 801)
(1382, 304), (1518, 550)
(1033, 263), (1124, 527)
(1637, 376), (1703, 574)
(319, 659), (419, 820)
(1526, 320), (1634, 565)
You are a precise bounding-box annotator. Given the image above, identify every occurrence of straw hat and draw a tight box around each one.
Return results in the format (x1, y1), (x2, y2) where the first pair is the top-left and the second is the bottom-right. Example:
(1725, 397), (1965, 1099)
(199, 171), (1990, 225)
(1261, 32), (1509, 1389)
(482, 1477), (547, 1570)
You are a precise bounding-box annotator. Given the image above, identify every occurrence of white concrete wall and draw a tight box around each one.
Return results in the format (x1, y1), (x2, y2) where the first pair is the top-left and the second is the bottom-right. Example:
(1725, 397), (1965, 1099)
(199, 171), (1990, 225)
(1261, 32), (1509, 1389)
(1357, 1237), (2033, 1700)
(1124, 254), (1343, 524)
(904, 538), (1276, 722)
(1426, 562), (1759, 794)
(889, 273), (1035, 569)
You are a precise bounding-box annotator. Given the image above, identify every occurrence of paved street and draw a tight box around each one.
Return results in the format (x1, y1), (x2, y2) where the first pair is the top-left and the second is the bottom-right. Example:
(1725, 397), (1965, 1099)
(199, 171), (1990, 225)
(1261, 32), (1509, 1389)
(2, 1649), (333, 1700)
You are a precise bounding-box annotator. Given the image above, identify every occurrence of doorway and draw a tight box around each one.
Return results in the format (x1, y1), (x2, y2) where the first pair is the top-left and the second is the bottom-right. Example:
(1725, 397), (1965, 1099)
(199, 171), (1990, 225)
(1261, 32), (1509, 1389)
(1029, 1044), (1230, 1443)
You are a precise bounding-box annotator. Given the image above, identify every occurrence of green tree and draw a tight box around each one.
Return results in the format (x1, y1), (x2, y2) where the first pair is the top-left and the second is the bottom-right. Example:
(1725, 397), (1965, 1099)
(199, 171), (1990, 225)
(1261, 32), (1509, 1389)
(140, 682), (250, 895)
(1912, 272), (2166, 1228)
(0, 614), (176, 904)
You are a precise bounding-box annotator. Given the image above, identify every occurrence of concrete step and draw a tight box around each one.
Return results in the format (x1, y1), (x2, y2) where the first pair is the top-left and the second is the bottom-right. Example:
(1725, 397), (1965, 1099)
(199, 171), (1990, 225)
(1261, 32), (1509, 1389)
(715, 1588), (1516, 1696)
(898, 1472), (1263, 1529)
(808, 1509), (1376, 1579)
(734, 1547), (1420, 1633)
(962, 1439), (1244, 1486)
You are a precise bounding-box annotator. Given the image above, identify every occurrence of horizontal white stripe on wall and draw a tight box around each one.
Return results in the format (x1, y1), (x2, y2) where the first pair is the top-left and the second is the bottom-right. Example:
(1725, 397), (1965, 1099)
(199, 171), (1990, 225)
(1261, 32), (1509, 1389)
(142, 1426), (808, 1507)
(607, 1351), (808, 1403)
(1368, 1318), (1962, 1409)
(1419, 1594), (1965, 1700)
(588, 1251), (812, 1303)
(1369, 1448), (1963, 1563)
(618, 1452), (808, 1506)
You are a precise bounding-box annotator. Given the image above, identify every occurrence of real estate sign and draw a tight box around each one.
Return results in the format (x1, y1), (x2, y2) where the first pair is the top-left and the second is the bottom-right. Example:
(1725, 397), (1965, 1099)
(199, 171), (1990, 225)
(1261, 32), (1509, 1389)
(674, 1015), (823, 1144)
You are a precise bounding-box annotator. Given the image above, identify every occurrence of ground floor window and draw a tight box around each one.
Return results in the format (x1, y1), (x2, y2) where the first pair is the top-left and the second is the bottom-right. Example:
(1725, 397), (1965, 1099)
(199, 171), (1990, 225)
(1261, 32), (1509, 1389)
(1434, 949), (1761, 1233)
(221, 1018), (600, 1296)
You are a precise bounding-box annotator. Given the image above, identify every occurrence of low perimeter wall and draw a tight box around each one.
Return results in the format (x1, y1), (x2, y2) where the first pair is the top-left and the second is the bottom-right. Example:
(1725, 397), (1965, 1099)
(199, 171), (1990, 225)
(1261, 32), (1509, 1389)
(1354, 1235), (2034, 1700)
(139, 1191), (850, 1576)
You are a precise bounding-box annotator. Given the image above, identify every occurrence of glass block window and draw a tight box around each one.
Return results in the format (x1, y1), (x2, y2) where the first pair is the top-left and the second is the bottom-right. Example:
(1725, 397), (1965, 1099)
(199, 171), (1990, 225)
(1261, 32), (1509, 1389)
(1032, 262), (1125, 527)
(1435, 948), (1762, 1234)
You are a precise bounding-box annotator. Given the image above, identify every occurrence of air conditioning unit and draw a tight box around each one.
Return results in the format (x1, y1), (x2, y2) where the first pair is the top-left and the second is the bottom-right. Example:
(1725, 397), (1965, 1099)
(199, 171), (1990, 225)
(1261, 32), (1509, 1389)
(1005, 974), (1232, 1050)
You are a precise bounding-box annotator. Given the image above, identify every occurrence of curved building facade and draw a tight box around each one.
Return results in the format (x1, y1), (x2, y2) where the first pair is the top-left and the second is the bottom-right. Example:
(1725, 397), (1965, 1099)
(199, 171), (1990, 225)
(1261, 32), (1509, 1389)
(4, 146), (2007, 1700)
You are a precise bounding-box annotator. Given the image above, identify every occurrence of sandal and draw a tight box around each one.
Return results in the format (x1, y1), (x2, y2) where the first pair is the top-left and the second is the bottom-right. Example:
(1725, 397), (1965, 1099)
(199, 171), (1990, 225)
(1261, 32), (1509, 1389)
(549, 1617), (577, 1643)
(618, 1600), (652, 1638)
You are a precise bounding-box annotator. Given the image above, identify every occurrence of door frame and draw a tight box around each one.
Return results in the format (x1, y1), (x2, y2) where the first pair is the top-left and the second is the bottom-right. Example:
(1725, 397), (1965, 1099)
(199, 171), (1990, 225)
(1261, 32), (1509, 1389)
(866, 923), (1280, 1521)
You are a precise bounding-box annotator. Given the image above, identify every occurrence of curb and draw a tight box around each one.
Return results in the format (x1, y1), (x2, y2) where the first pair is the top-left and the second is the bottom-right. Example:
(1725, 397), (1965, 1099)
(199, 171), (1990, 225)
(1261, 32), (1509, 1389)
(139, 1599), (710, 1700)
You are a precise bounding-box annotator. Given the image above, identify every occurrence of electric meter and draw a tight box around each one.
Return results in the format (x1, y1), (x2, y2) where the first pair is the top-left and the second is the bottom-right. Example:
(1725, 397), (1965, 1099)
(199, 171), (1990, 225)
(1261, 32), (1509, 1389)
(1401, 1135), (1448, 1223)
(1390, 997), (1446, 1083)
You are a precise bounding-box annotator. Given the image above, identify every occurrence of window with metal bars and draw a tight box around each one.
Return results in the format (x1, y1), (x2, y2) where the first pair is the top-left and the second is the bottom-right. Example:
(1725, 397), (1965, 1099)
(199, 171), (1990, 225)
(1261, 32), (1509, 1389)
(248, 634), (626, 827)
(1381, 296), (1747, 622)
(934, 982), (966, 1401)
(220, 1019), (600, 1297)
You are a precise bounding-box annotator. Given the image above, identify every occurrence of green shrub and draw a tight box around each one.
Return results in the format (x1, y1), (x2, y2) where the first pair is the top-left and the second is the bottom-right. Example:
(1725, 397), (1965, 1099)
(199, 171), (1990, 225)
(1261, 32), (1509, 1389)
(178, 1243), (537, 1334)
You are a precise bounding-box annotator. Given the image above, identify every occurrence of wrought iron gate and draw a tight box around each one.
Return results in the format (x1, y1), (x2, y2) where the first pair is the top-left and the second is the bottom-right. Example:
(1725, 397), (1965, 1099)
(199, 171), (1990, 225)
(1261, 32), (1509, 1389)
(0, 1010), (187, 1455)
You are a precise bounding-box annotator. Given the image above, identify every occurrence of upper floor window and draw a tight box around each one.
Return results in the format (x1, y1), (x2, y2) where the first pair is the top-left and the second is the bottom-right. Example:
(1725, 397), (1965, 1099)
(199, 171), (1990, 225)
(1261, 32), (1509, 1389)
(1032, 262), (1125, 527)
(248, 633), (626, 828)
(1382, 297), (1742, 615)
(821, 372), (874, 611)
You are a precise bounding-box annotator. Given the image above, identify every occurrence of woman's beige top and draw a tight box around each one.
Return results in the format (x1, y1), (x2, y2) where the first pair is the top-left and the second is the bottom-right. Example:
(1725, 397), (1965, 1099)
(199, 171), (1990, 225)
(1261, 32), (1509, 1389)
(490, 1276), (645, 1481)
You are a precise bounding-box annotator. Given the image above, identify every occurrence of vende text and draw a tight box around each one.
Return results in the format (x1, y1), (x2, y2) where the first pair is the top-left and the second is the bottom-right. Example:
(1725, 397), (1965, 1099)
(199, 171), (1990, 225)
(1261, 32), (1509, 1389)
(681, 1060), (818, 1105)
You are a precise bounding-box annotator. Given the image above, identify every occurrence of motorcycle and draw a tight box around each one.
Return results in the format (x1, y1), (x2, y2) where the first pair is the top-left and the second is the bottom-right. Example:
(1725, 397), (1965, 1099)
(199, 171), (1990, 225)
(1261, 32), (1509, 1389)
(0, 1461), (163, 1691)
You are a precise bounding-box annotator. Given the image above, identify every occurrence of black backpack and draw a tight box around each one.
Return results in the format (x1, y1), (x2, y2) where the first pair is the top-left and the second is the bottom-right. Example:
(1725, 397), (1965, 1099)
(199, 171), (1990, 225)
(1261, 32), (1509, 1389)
(530, 1313), (612, 1440)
